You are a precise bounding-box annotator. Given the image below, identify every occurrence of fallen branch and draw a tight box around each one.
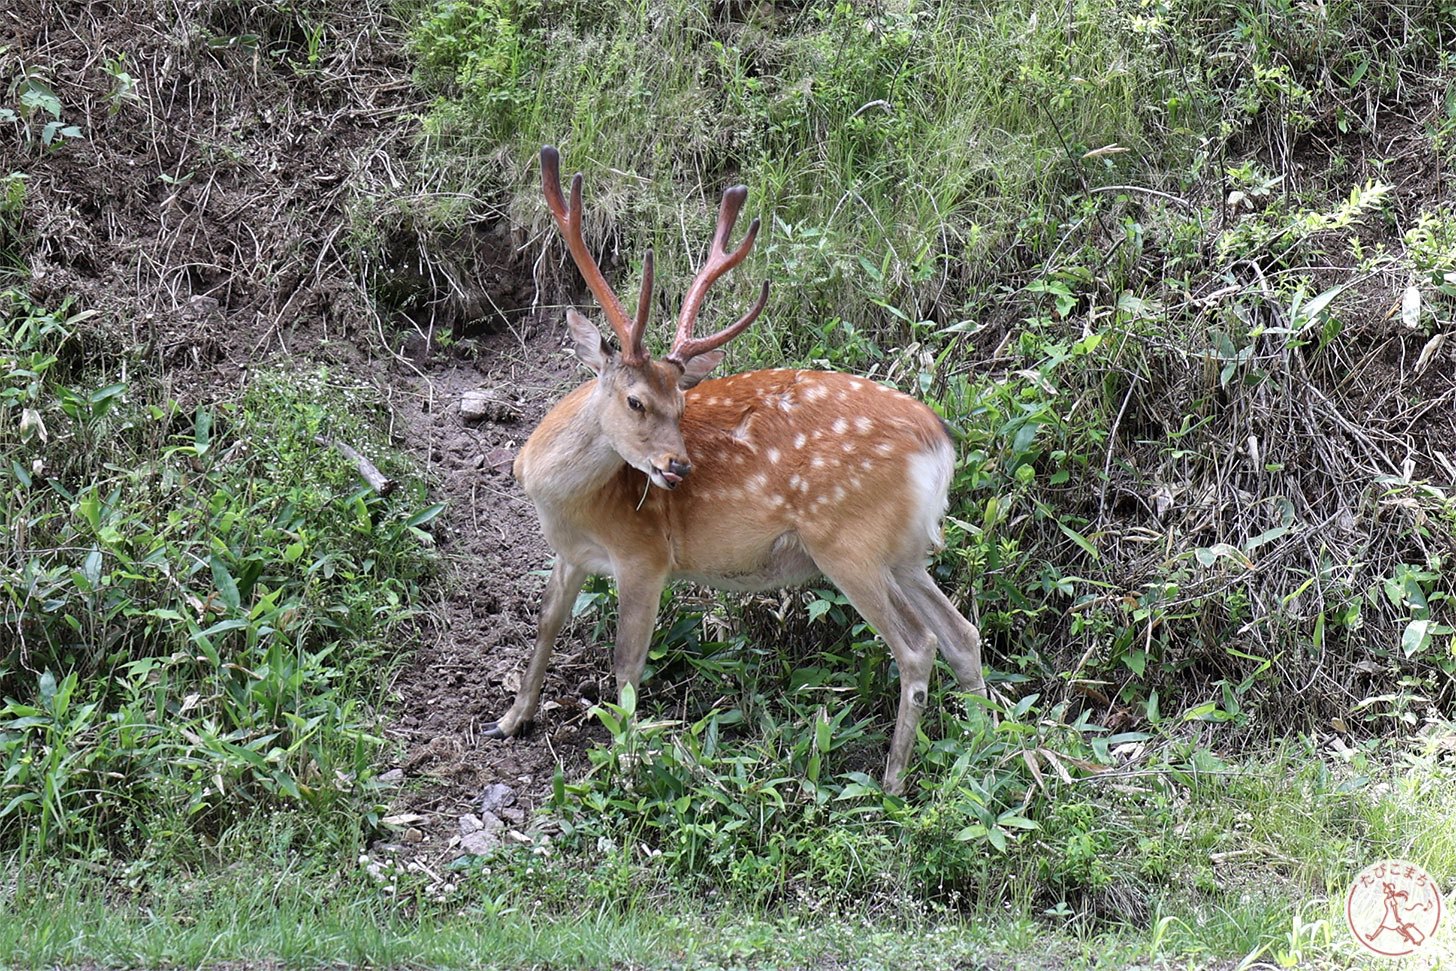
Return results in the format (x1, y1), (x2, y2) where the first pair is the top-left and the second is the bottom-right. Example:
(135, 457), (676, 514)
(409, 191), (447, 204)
(315, 435), (396, 496)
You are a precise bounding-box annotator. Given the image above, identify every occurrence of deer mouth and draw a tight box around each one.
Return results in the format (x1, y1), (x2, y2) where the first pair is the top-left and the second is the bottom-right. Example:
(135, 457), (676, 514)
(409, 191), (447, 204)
(649, 465), (682, 490)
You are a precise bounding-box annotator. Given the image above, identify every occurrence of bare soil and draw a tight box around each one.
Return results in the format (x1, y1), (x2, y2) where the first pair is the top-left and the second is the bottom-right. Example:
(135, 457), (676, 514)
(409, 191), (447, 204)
(380, 322), (609, 841)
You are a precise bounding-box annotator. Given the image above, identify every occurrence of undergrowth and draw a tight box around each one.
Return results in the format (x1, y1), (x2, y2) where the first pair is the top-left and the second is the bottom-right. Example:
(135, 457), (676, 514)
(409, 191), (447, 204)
(403, 0), (1456, 740)
(385, 0), (1456, 951)
(1, 0), (1455, 965)
(0, 289), (441, 859)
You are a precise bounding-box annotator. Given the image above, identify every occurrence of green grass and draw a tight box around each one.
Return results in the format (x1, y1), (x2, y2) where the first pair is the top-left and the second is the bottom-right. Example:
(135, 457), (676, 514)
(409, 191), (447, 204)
(0, 290), (441, 858)
(5, 0), (1456, 964)
(3, 739), (1455, 968)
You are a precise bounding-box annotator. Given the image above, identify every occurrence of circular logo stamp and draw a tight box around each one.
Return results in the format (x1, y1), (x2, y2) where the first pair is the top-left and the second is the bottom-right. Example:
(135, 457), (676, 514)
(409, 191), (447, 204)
(1346, 859), (1443, 957)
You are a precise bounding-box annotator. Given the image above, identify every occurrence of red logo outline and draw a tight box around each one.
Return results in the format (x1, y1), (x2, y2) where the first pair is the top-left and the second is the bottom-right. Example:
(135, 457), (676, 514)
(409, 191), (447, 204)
(1345, 859), (1443, 958)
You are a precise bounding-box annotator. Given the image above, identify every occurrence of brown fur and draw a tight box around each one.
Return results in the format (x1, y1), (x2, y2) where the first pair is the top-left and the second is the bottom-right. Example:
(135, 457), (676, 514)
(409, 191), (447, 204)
(496, 362), (984, 794)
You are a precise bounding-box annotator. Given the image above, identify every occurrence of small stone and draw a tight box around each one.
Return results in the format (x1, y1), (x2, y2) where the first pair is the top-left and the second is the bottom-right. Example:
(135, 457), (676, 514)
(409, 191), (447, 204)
(460, 814), (484, 836)
(377, 768), (405, 786)
(461, 390), (521, 424)
(479, 783), (517, 813)
(185, 295), (220, 318)
(403, 827), (424, 844)
(460, 830), (500, 856)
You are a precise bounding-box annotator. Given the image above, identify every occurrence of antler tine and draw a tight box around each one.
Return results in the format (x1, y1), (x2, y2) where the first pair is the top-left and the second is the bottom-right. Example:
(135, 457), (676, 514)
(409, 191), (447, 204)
(631, 249), (653, 353)
(540, 145), (647, 364)
(667, 280), (770, 366)
(668, 184), (765, 366)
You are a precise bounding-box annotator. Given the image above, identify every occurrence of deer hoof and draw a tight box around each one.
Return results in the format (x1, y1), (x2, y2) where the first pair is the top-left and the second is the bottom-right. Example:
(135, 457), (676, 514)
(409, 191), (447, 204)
(483, 719), (533, 740)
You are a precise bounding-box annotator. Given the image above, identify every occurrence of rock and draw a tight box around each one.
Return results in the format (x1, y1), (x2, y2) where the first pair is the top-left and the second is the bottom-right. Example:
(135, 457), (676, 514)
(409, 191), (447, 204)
(403, 827), (424, 843)
(460, 814), (484, 836)
(185, 295), (220, 318)
(460, 829), (501, 856)
(479, 783), (517, 813)
(377, 768), (405, 786)
(461, 390), (521, 424)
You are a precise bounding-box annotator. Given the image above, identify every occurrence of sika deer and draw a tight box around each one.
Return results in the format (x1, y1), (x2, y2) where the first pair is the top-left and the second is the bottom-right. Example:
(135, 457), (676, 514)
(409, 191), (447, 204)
(491, 146), (985, 793)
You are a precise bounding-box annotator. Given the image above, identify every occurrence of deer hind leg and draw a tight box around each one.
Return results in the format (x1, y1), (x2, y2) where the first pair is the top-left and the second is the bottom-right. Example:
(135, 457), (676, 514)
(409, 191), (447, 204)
(891, 565), (986, 696)
(812, 556), (938, 796)
(484, 558), (587, 739)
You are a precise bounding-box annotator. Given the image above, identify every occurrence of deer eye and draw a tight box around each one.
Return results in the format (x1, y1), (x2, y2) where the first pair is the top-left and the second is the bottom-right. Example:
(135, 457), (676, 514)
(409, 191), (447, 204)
(626, 395), (645, 413)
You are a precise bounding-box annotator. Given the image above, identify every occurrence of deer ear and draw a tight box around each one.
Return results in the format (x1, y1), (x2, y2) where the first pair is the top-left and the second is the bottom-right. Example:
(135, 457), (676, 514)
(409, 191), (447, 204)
(566, 308), (613, 374)
(676, 350), (724, 389)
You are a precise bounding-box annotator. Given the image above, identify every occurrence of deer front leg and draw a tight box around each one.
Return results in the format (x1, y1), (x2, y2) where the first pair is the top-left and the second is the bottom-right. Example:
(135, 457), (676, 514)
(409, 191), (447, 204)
(484, 558), (587, 738)
(609, 568), (669, 704)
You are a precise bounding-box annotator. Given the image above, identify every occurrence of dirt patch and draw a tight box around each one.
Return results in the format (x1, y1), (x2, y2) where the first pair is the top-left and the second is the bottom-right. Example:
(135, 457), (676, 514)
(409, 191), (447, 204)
(378, 321), (611, 841)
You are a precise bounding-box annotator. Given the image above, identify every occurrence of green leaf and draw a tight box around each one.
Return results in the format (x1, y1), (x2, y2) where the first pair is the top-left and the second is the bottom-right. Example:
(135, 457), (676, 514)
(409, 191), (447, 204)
(1056, 520), (1100, 561)
(1245, 524), (1290, 551)
(195, 407), (213, 455)
(1402, 620), (1430, 657)
(405, 503), (447, 528)
(1296, 285), (1342, 324)
(996, 813), (1039, 830)
(210, 555), (240, 611)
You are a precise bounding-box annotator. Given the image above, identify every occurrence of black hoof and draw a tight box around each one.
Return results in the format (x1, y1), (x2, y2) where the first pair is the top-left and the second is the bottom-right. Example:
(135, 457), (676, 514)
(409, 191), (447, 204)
(482, 719), (533, 740)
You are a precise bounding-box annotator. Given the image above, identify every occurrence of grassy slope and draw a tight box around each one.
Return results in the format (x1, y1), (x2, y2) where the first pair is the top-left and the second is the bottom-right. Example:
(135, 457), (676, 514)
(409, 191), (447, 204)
(4, 0), (1456, 967)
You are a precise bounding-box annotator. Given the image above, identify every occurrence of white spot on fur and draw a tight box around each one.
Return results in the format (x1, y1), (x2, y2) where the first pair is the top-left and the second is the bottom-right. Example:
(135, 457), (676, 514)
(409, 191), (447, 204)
(767, 448), (781, 464)
(855, 416), (873, 434)
(794, 433), (807, 449)
(832, 418), (848, 435)
(859, 459), (872, 471)
(850, 476), (862, 489)
(833, 485), (846, 501)
(874, 442), (895, 456)
(841, 441), (854, 453)
(812, 456), (826, 468)
(805, 384), (828, 402)
(752, 473), (769, 491)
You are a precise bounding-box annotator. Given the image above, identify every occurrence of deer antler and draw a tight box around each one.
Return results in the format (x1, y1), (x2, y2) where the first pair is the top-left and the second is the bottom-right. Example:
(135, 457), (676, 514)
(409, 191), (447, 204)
(541, 146), (651, 365)
(665, 185), (770, 368)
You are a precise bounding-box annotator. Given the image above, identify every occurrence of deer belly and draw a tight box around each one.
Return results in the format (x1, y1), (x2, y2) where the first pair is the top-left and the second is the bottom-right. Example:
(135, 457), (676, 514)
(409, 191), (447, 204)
(676, 531), (821, 592)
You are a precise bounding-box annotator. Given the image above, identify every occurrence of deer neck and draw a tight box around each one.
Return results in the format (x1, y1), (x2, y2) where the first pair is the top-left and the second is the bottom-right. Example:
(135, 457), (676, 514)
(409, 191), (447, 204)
(519, 384), (633, 510)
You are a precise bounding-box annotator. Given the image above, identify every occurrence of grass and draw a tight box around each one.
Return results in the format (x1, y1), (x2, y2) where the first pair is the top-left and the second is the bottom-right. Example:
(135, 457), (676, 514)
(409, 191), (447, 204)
(3, 738), (1455, 968)
(4, 0), (1456, 965)
(0, 290), (441, 858)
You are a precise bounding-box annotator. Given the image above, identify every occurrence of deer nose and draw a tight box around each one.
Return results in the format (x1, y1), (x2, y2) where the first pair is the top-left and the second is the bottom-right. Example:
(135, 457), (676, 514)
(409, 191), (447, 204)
(667, 458), (692, 479)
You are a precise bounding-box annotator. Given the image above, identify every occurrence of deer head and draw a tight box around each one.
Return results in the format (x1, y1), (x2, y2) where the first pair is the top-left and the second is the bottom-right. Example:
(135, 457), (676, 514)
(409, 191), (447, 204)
(540, 145), (769, 490)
